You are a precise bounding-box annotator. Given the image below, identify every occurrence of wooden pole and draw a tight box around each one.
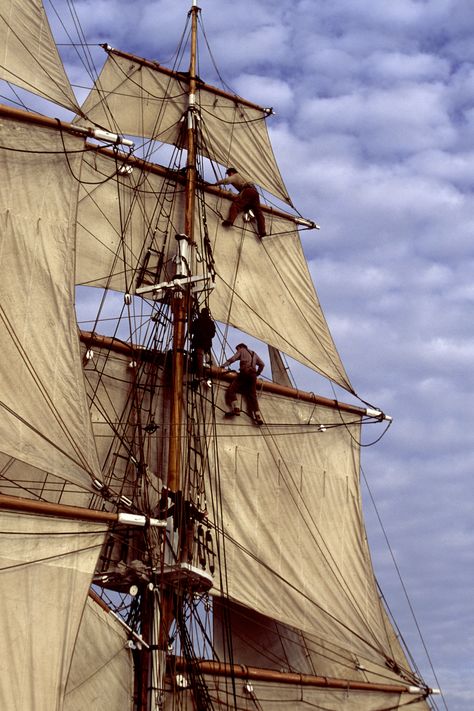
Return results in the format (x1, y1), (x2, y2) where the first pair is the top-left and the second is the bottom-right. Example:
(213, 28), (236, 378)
(173, 658), (426, 696)
(79, 331), (380, 419)
(167, 2), (199, 492)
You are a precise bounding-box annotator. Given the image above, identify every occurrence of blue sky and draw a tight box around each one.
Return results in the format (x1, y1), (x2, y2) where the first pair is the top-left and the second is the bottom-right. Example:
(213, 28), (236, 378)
(26, 1), (474, 707)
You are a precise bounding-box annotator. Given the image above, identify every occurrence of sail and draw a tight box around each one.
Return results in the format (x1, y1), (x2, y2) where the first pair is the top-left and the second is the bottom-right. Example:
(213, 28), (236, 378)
(207, 388), (404, 673)
(0, 511), (106, 711)
(0, 117), (102, 493)
(75, 51), (291, 203)
(75, 150), (351, 389)
(65, 596), (133, 711)
(0, 0), (437, 705)
(0, 0), (79, 111)
(268, 346), (292, 387)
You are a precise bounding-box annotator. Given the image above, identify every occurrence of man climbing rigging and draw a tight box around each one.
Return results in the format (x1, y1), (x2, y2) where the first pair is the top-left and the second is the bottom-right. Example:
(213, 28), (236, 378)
(215, 168), (266, 238)
(221, 343), (264, 425)
(190, 306), (216, 384)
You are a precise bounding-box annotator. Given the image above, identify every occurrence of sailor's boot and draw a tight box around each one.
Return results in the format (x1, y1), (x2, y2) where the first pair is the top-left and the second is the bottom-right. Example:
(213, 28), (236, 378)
(254, 411), (263, 425)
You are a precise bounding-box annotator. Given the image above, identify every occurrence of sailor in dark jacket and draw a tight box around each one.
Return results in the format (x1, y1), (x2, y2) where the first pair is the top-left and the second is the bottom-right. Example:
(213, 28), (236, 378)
(190, 307), (216, 381)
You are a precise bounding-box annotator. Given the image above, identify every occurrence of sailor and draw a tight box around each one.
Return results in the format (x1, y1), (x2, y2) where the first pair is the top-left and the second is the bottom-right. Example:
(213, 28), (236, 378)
(190, 306), (216, 383)
(221, 343), (264, 425)
(215, 168), (266, 238)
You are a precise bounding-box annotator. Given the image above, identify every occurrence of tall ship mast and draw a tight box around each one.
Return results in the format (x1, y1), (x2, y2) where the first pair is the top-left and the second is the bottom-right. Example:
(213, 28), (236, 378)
(0, 1), (440, 709)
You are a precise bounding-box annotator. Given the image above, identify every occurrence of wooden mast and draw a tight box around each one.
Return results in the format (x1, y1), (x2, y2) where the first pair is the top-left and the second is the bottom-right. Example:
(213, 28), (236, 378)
(167, 0), (199, 492)
(149, 4), (201, 710)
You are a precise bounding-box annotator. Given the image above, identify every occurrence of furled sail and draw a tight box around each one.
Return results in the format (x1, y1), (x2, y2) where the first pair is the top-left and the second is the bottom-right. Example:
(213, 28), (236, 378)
(0, 511), (106, 711)
(75, 50), (291, 203)
(0, 117), (101, 492)
(75, 150), (351, 390)
(0, 0), (79, 112)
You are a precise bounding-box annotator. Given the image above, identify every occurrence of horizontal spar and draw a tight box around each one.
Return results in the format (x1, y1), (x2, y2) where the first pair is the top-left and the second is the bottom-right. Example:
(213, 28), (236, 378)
(0, 494), (166, 527)
(172, 658), (432, 696)
(79, 331), (390, 421)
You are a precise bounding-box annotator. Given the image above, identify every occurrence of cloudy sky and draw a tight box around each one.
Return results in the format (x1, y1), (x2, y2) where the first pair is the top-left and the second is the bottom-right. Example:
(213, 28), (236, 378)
(17, 0), (474, 707)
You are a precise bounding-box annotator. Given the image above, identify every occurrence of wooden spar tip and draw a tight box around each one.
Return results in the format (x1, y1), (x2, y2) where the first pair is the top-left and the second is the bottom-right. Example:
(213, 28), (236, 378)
(0, 493), (166, 528)
(0, 103), (133, 148)
(171, 658), (432, 696)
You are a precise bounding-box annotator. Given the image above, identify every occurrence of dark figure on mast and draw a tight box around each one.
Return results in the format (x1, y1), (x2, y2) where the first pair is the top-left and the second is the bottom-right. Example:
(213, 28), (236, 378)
(215, 168), (266, 238)
(190, 307), (216, 384)
(222, 343), (264, 425)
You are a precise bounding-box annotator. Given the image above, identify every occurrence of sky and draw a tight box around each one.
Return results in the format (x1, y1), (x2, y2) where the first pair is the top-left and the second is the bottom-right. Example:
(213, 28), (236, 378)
(13, 0), (474, 708)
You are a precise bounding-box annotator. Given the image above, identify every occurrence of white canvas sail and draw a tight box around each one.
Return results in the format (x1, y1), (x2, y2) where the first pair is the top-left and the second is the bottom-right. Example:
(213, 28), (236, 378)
(0, 511), (106, 711)
(0, 118), (102, 491)
(207, 389), (404, 672)
(75, 51), (291, 203)
(0, 0), (79, 111)
(65, 596), (133, 711)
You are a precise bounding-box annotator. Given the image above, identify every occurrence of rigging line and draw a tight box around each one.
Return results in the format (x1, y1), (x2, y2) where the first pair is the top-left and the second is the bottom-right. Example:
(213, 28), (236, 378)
(376, 591), (426, 688)
(0, 142), (90, 155)
(197, 14), (254, 110)
(0, 13), (79, 109)
(83, 348), (161, 472)
(48, 0), (99, 91)
(57, 123), (133, 185)
(0, 307), (99, 477)
(327, 380), (393, 448)
(0, 528), (107, 537)
(199, 104), (268, 125)
(2, 82), (29, 111)
(327, 364), (388, 422)
(0, 471), (82, 503)
(361, 465), (448, 711)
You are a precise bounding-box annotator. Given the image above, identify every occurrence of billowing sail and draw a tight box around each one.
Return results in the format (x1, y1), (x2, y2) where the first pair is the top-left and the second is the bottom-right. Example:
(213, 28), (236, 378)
(0, 117), (102, 492)
(0, 511), (106, 711)
(75, 150), (351, 389)
(0, 0), (79, 111)
(207, 388), (403, 673)
(75, 51), (291, 203)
